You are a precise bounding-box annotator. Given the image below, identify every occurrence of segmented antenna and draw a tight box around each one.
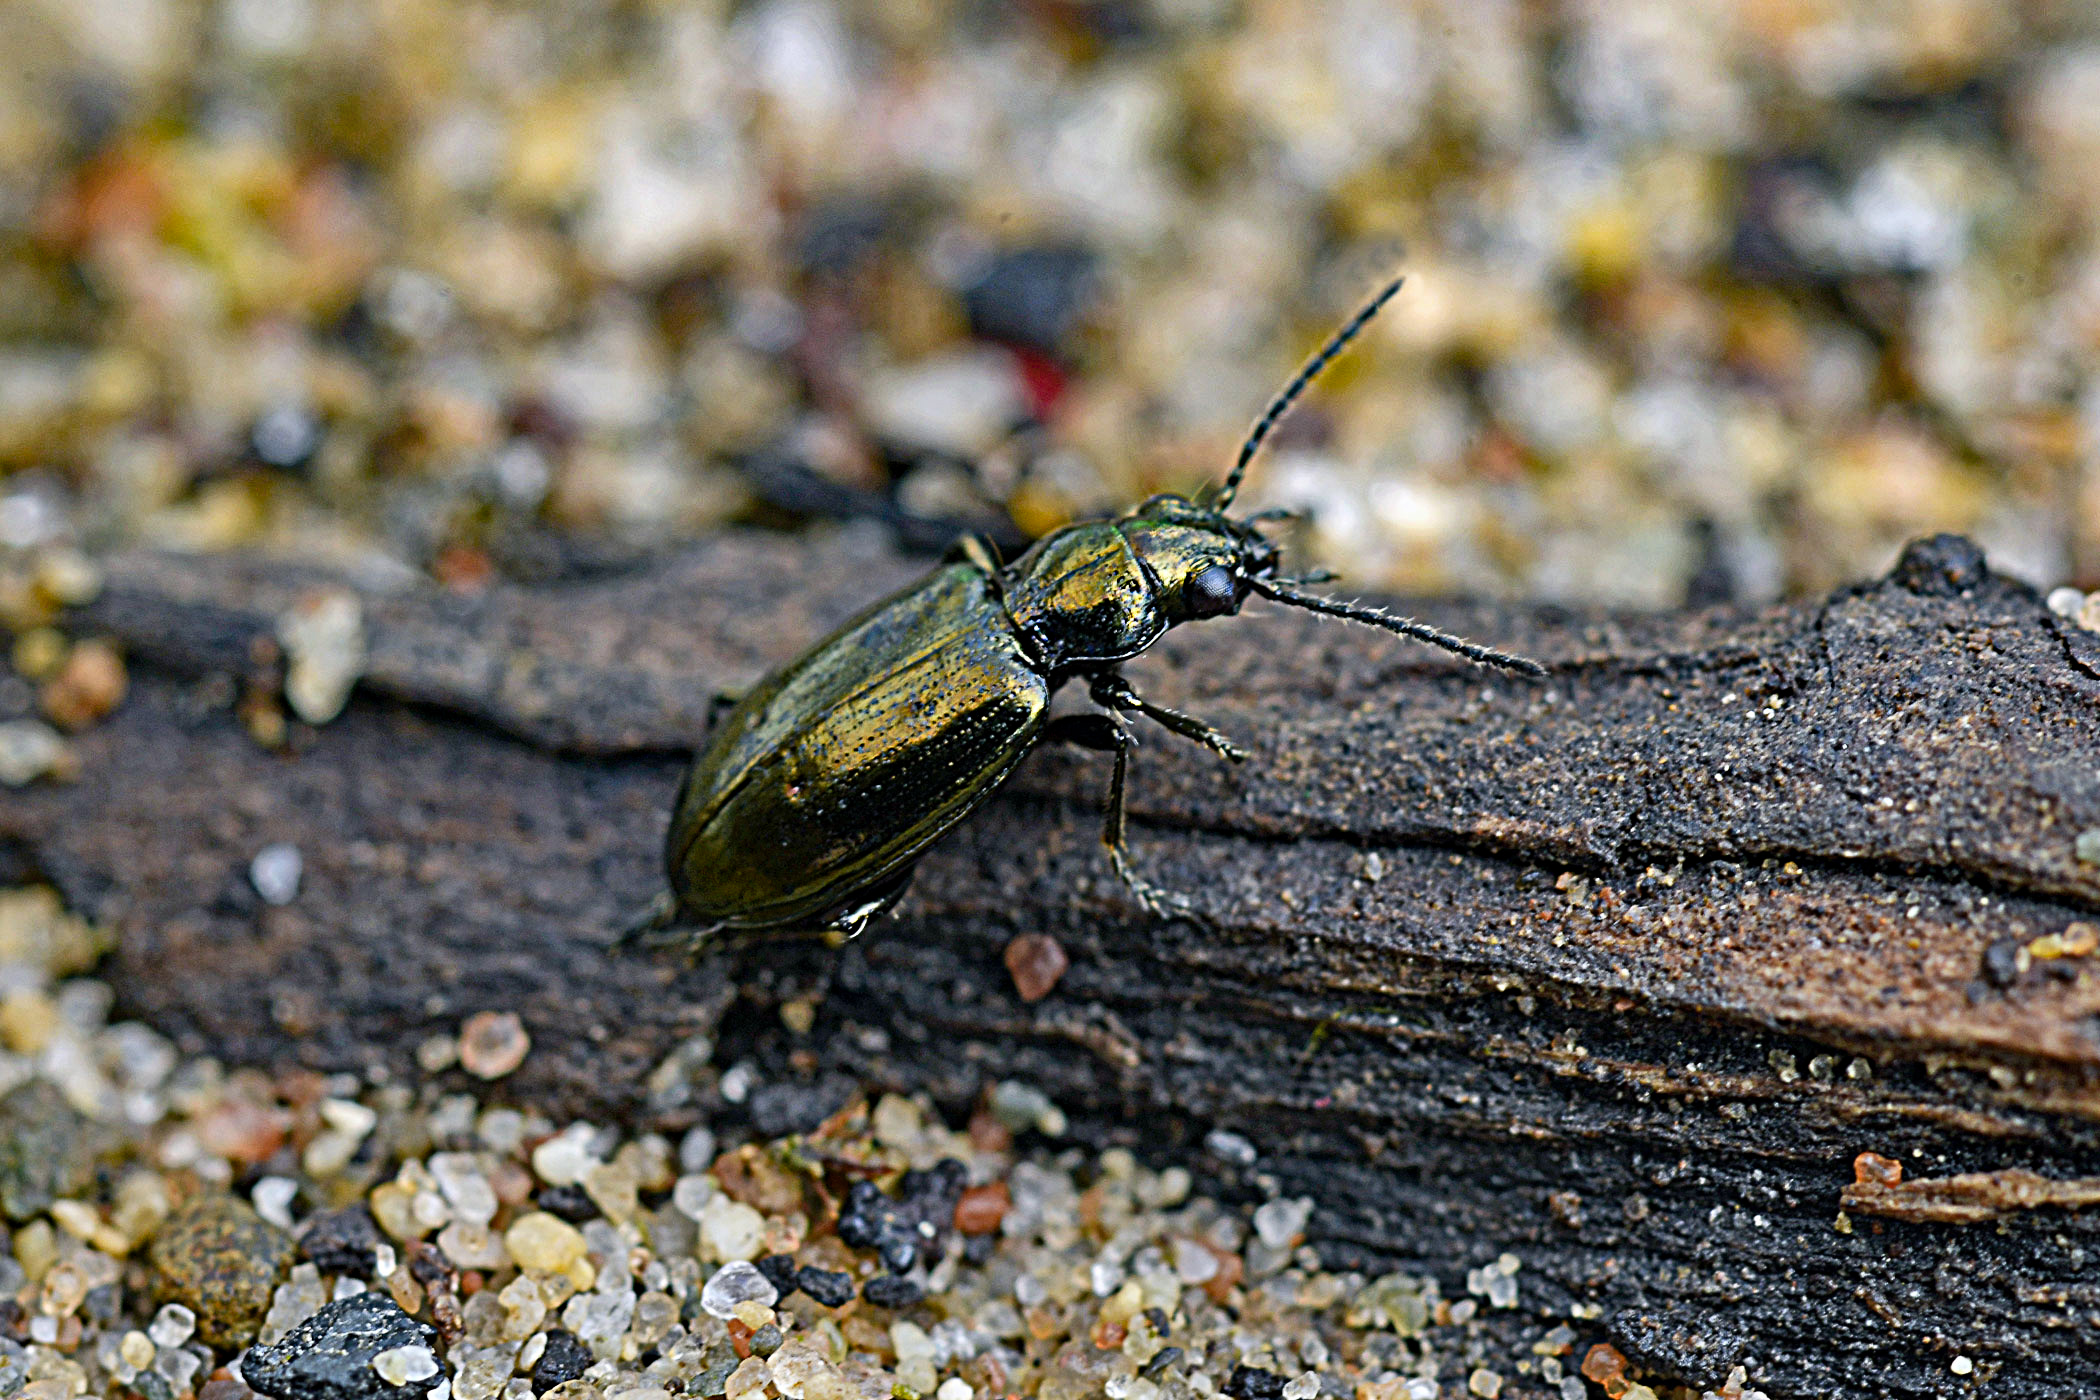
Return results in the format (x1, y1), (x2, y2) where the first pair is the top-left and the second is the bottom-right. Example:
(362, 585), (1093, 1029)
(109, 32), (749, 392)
(1213, 274), (1407, 512)
(1247, 576), (1547, 676)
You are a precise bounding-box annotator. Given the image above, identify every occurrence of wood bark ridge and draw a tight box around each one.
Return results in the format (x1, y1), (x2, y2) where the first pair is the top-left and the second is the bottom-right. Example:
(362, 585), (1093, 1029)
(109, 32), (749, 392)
(7, 529), (2100, 1400)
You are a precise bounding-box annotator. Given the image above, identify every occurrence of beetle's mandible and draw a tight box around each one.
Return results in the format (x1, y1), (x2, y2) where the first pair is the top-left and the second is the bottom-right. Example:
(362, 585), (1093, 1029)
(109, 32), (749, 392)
(629, 276), (1545, 948)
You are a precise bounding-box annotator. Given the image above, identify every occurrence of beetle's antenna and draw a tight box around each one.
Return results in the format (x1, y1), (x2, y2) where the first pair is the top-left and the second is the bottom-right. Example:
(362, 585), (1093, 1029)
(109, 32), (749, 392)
(1247, 576), (1547, 676)
(1214, 274), (1406, 512)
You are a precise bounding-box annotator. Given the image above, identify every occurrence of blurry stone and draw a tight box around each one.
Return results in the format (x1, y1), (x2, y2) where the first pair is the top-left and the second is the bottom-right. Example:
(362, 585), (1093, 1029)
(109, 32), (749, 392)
(38, 638), (126, 731)
(299, 1206), (382, 1280)
(149, 1196), (296, 1350)
(863, 350), (1026, 458)
(277, 591), (365, 726)
(457, 1011), (530, 1080)
(0, 1081), (114, 1223)
(961, 246), (1099, 357)
(0, 721), (76, 787)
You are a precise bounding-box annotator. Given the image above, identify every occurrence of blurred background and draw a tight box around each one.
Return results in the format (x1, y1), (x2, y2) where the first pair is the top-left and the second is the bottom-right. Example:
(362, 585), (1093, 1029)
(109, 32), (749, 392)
(4, 0), (2100, 611)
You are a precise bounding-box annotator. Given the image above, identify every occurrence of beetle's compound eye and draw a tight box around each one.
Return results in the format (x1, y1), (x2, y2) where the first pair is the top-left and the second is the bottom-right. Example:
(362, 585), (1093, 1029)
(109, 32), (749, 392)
(1185, 564), (1238, 619)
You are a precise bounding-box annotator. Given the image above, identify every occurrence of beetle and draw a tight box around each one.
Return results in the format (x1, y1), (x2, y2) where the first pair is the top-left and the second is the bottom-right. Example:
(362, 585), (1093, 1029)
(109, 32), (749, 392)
(629, 276), (1544, 947)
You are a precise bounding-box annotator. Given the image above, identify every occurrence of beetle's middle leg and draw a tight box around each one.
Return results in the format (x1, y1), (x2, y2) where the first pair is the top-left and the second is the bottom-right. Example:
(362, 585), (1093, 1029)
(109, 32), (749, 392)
(1087, 672), (1247, 763)
(1043, 712), (1206, 924)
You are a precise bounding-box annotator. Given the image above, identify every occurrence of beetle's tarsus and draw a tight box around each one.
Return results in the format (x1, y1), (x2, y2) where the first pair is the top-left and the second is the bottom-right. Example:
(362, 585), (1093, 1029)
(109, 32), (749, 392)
(1107, 844), (1212, 928)
(1048, 705), (1213, 928)
(823, 868), (916, 941)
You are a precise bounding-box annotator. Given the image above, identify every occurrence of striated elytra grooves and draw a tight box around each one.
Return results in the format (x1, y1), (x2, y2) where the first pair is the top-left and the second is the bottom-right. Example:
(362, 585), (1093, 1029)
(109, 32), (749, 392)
(5, 530), (2100, 1399)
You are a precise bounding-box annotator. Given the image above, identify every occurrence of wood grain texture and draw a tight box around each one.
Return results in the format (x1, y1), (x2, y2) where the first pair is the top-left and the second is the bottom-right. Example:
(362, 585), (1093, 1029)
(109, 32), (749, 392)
(6, 530), (2100, 1399)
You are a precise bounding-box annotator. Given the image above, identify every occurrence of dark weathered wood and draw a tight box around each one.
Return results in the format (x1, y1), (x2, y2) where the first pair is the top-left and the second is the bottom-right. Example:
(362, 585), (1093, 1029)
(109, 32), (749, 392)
(6, 530), (2100, 1400)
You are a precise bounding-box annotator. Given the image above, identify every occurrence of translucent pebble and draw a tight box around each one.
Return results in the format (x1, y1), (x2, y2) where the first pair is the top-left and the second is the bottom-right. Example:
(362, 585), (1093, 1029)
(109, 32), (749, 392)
(253, 1175), (299, 1228)
(700, 1261), (778, 1320)
(155, 1346), (201, 1390)
(259, 1264), (329, 1345)
(583, 1158), (640, 1223)
(439, 1220), (511, 1272)
(372, 1344), (441, 1385)
(1090, 1257), (1125, 1296)
(897, 1355), (938, 1396)
(1252, 1197), (1313, 1251)
(1468, 1374), (1502, 1400)
(120, 1332), (154, 1369)
(1282, 1377), (1318, 1400)
(478, 1109), (526, 1154)
(2047, 586), (2085, 617)
(632, 1290), (679, 1346)
(147, 1303), (196, 1348)
(937, 1381), (973, 1400)
(890, 1321), (933, 1362)
(1204, 1130), (1257, 1165)
(563, 1285), (636, 1348)
(672, 1175), (716, 1221)
(677, 1126), (717, 1175)
(431, 1153), (500, 1225)
(1170, 1238), (1218, 1285)
(927, 1320), (976, 1367)
(506, 1212), (588, 1272)
(697, 1195), (766, 1262)
(250, 844), (302, 905)
(320, 1097), (379, 1139)
(454, 1356), (513, 1400)
(767, 1336), (839, 1400)
(987, 1080), (1057, 1134)
(725, 1356), (771, 1400)
(38, 1260), (88, 1316)
(533, 1125), (601, 1187)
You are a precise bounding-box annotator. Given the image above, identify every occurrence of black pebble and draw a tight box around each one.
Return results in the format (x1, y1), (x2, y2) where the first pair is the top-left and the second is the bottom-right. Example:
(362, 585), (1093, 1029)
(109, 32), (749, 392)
(836, 1159), (967, 1274)
(536, 1183), (598, 1222)
(1140, 1348), (1183, 1380)
(962, 244), (1100, 358)
(1224, 1365), (1286, 1400)
(797, 1266), (855, 1308)
(861, 1274), (925, 1309)
(299, 1205), (382, 1280)
(755, 1253), (801, 1297)
(531, 1329), (593, 1395)
(241, 1292), (441, 1400)
(1982, 938), (2025, 988)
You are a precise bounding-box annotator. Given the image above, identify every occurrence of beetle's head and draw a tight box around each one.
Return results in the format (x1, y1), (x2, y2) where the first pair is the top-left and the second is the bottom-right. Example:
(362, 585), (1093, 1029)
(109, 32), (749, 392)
(1117, 494), (1283, 624)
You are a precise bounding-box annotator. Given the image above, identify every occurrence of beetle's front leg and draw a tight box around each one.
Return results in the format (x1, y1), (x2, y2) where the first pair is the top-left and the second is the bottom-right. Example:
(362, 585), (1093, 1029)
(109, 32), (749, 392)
(1042, 713), (1208, 925)
(1087, 672), (1247, 763)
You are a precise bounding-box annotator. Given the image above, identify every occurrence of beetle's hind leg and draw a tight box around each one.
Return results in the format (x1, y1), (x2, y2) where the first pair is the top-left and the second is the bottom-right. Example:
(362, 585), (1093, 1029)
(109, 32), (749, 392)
(615, 893), (731, 954)
(1087, 672), (1247, 763)
(1044, 712), (1208, 926)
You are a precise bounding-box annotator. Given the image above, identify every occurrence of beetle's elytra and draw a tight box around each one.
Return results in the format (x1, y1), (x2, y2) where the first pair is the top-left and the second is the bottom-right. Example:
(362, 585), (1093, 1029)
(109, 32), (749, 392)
(631, 277), (1545, 947)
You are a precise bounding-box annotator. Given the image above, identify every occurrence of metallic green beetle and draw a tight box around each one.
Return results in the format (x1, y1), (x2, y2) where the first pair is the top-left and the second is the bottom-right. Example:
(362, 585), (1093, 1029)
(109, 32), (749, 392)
(632, 277), (1544, 946)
